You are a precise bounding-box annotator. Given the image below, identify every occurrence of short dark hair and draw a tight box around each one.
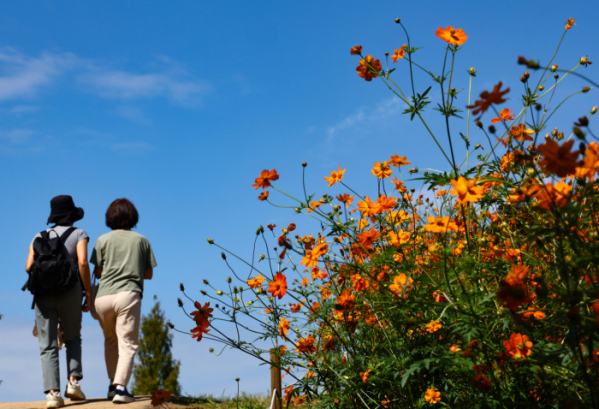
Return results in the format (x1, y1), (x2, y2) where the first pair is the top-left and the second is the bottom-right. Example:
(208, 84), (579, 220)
(105, 198), (139, 230)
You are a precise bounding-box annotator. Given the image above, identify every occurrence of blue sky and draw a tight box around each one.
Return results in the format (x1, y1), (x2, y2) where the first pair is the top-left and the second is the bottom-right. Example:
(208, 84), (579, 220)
(0, 0), (597, 402)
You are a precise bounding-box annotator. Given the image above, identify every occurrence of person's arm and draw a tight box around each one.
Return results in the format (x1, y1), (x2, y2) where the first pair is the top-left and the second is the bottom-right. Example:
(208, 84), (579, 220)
(144, 268), (153, 280)
(93, 266), (103, 279)
(25, 244), (34, 273)
(77, 238), (92, 313)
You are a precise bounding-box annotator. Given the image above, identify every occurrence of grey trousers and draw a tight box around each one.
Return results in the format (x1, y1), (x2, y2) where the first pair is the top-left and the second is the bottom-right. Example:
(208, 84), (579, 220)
(34, 284), (83, 393)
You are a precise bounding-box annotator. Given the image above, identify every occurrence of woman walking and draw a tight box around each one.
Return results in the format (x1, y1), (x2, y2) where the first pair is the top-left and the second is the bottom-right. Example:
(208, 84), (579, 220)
(25, 195), (92, 408)
(91, 198), (157, 404)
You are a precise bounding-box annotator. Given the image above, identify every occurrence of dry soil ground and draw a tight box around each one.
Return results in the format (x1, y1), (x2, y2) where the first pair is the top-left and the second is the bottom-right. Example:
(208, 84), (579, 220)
(0, 396), (190, 409)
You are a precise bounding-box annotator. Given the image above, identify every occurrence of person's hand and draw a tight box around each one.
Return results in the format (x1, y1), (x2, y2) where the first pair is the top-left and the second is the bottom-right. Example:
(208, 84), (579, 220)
(82, 291), (92, 313)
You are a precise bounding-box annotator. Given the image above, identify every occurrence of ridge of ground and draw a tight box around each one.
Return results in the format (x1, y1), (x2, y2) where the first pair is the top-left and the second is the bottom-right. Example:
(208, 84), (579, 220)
(0, 396), (190, 409)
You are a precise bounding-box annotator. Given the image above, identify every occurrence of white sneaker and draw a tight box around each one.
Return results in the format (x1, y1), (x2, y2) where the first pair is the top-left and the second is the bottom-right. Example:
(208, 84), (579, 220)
(46, 392), (65, 408)
(65, 381), (86, 400)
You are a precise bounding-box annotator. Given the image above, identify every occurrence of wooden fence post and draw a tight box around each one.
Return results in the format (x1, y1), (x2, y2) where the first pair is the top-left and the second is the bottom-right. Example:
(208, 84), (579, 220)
(270, 348), (282, 409)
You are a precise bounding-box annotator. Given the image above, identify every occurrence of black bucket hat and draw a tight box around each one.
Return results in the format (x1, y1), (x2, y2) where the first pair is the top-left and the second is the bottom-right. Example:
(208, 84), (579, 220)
(47, 195), (85, 225)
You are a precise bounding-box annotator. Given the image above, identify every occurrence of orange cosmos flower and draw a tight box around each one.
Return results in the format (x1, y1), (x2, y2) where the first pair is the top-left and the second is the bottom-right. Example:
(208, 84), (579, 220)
(389, 154), (411, 167)
(336, 193), (354, 208)
(509, 123), (535, 141)
(388, 229), (411, 247)
(356, 55), (382, 81)
(391, 45), (406, 63)
(301, 242), (328, 269)
(505, 264), (529, 287)
(424, 387), (441, 404)
(565, 18), (575, 30)
(190, 319), (210, 342)
(391, 177), (407, 192)
(536, 139), (580, 177)
(371, 161), (393, 178)
(389, 273), (413, 295)
(450, 176), (485, 204)
(496, 281), (534, 311)
(247, 274), (265, 289)
(350, 45), (362, 55)
(351, 274), (369, 292)
(357, 196), (381, 217)
(151, 390), (172, 407)
(472, 374), (492, 392)
(425, 320), (442, 333)
(449, 344), (461, 352)
(375, 195), (396, 212)
(258, 191), (269, 201)
(191, 301), (214, 325)
(507, 184), (542, 203)
(268, 273), (287, 299)
(467, 82), (510, 120)
(278, 317), (290, 336)
(335, 288), (356, 311)
(536, 181), (572, 210)
(324, 165), (346, 186)
(503, 333), (533, 359)
(433, 291), (447, 302)
(360, 369), (373, 383)
(523, 307), (546, 320)
(357, 227), (381, 250)
(300, 277), (309, 287)
(491, 108), (515, 124)
(295, 335), (317, 354)
(580, 55), (592, 67)
(435, 26), (467, 45)
(424, 216), (458, 233)
(575, 144), (599, 181)
(252, 168), (279, 190)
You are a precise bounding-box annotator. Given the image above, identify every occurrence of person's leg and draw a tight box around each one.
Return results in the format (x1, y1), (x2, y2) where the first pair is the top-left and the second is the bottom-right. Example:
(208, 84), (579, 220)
(34, 297), (60, 394)
(55, 285), (83, 382)
(112, 291), (141, 387)
(95, 294), (119, 383)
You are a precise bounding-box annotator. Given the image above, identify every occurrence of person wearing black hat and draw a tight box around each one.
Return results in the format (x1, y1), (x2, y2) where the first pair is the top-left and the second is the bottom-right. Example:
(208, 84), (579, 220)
(25, 195), (92, 408)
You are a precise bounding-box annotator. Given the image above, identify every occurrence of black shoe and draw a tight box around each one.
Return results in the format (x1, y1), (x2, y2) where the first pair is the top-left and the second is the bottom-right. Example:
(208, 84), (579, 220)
(107, 385), (116, 399)
(112, 387), (135, 404)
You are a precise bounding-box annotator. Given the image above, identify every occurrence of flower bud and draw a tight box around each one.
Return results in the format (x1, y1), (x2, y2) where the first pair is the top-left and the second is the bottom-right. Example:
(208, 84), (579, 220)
(177, 298), (183, 307)
(538, 85), (544, 91)
(476, 121), (483, 129)
(488, 125), (496, 134)
(591, 106), (598, 115)
(557, 132), (565, 141)
(236, 378), (240, 382)
(395, 18), (400, 23)
(580, 56), (588, 65)
(551, 128), (558, 137)
(294, 208), (301, 213)
(385, 51), (389, 57)
(302, 162), (307, 167)
(475, 143), (481, 150)
(410, 188), (416, 193)
(554, 74), (559, 80)
(217, 291), (223, 295)
(573, 127), (585, 139)
(408, 168), (418, 174)
(167, 322), (174, 329)
(468, 67), (476, 76)
(180, 283), (185, 291)
(545, 133), (550, 140)
(582, 87), (591, 93)
(203, 279), (209, 284)
(201, 290), (207, 295)
(209, 348), (214, 352)
(535, 103), (542, 111)
(551, 64), (558, 72)
(227, 277), (232, 283)
(207, 238), (214, 244)
(517, 56), (527, 65)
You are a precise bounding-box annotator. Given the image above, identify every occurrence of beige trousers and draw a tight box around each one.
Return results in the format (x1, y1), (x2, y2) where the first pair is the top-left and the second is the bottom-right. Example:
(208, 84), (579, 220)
(95, 291), (141, 386)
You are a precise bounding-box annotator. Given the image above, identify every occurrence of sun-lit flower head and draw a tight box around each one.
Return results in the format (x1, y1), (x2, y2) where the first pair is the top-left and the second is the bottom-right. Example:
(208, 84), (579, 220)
(389, 155), (411, 167)
(450, 176), (485, 204)
(268, 273), (288, 299)
(565, 18), (575, 30)
(391, 44), (406, 63)
(247, 274), (265, 289)
(509, 123), (535, 141)
(424, 216), (458, 233)
(371, 161), (393, 179)
(278, 316), (290, 336)
(356, 55), (382, 81)
(503, 333), (533, 359)
(435, 26), (468, 46)
(324, 165), (346, 187)
(491, 108), (515, 124)
(424, 387), (441, 404)
(252, 168), (280, 190)
(336, 193), (354, 208)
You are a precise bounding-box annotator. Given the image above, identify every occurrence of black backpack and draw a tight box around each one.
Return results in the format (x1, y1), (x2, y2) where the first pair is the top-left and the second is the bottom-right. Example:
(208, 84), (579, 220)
(23, 227), (79, 308)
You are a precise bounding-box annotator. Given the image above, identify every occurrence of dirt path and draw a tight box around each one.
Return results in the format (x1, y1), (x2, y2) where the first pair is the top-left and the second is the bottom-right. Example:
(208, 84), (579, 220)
(0, 396), (191, 409)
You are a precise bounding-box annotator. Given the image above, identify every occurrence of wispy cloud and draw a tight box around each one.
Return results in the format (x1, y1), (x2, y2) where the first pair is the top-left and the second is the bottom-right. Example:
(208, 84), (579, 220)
(0, 128), (36, 144)
(114, 105), (151, 125)
(326, 98), (406, 141)
(0, 49), (78, 101)
(7, 104), (40, 115)
(0, 48), (212, 107)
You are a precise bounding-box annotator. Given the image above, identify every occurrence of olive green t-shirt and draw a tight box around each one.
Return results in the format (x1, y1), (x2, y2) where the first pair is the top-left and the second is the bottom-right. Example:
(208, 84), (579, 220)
(90, 230), (157, 299)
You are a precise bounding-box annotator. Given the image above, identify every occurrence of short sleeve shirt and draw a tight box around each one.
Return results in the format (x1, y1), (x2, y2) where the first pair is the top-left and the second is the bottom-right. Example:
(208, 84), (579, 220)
(90, 230), (157, 299)
(31, 225), (89, 262)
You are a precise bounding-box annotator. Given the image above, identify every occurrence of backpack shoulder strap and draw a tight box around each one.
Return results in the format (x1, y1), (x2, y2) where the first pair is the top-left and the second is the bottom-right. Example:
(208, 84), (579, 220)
(60, 227), (76, 243)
